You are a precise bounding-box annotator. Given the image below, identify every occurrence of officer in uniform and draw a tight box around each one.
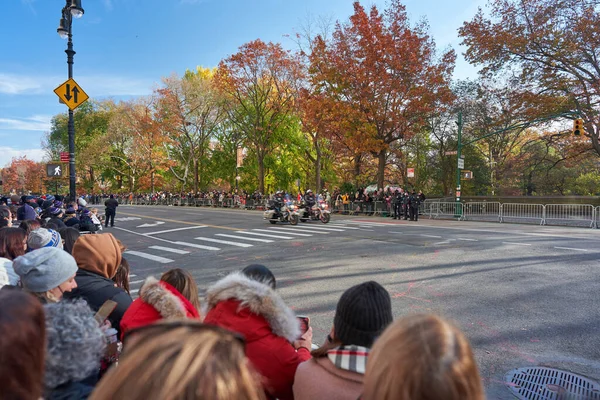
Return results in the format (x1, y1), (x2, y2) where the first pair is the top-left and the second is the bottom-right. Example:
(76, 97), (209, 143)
(409, 191), (421, 221)
(393, 190), (401, 219)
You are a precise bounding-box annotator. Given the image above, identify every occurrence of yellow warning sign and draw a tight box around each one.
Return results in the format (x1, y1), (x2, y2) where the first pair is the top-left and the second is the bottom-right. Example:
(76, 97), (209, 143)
(54, 78), (89, 110)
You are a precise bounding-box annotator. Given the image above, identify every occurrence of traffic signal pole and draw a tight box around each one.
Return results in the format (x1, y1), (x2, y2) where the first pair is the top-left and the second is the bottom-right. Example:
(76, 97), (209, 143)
(455, 112), (463, 217)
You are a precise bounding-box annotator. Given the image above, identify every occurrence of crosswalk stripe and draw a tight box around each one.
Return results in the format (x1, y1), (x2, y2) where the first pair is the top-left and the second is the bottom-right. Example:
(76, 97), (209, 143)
(130, 289), (139, 295)
(173, 241), (220, 251)
(216, 234), (274, 243)
(129, 274), (137, 278)
(255, 228), (313, 237)
(124, 250), (174, 264)
(194, 237), (253, 248)
(328, 224), (361, 230)
(293, 225), (346, 232)
(130, 279), (145, 284)
(268, 227), (327, 235)
(145, 226), (207, 235)
(238, 231), (294, 240)
(148, 246), (191, 254)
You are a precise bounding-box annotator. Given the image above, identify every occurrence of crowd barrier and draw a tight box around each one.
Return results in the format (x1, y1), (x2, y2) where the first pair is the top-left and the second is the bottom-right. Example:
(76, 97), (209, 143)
(91, 197), (599, 229)
(424, 201), (597, 229)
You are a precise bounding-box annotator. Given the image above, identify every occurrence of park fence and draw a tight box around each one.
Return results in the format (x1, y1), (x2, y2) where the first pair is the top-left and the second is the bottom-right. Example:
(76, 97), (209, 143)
(95, 196), (599, 229)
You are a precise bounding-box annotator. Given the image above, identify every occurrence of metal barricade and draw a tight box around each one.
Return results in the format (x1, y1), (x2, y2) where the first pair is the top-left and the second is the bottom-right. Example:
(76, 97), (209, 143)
(430, 202), (461, 219)
(596, 206), (600, 229)
(462, 202), (501, 222)
(545, 204), (596, 228)
(500, 203), (545, 225)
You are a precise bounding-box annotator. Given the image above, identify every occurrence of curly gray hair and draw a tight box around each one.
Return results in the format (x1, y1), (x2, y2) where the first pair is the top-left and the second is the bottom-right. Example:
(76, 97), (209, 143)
(44, 299), (106, 389)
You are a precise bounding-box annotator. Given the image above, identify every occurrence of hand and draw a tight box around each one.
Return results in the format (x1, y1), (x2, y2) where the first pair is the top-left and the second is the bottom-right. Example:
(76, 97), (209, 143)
(294, 326), (313, 351)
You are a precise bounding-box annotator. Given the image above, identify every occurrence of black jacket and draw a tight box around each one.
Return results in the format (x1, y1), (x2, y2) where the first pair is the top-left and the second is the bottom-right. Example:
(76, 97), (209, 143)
(63, 269), (132, 337)
(104, 198), (119, 211)
(46, 381), (94, 400)
(48, 217), (67, 230)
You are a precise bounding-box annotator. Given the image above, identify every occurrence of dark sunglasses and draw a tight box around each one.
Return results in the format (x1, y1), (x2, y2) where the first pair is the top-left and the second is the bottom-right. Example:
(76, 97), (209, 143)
(123, 320), (246, 350)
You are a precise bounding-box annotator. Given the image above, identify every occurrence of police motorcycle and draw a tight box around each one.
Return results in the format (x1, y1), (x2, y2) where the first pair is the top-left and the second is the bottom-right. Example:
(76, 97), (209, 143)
(263, 192), (299, 225)
(297, 193), (331, 224)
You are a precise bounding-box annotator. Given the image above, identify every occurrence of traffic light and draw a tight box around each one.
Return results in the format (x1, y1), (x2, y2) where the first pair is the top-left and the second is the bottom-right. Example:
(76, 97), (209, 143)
(573, 119), (584, 135)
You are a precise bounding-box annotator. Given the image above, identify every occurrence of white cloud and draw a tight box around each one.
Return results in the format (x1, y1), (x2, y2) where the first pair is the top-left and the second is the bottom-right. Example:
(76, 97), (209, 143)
(0, 147), (46, 168)
(0, 115), (52, 132)
(0, 71), (155, 97)
(0, 73), (48, 95)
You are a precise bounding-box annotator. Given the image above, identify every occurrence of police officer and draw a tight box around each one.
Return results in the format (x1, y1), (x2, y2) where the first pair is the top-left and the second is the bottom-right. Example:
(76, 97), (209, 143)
(402, 190), (410, 220)
(393, 190), (401, 219)
(409, 191), (421, 221)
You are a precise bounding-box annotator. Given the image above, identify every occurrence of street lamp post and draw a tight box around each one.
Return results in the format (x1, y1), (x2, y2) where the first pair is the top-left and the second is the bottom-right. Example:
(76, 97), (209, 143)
(57, 0), (84, 201)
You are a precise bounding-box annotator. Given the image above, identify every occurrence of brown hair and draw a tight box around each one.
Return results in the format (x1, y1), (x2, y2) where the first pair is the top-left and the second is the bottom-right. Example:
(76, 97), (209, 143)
(19, 219), (41, 235)
(160, 268), (201, 312)
(112, 257), (130, 295)
(90, 321), (265, 400)
(363, 314), (484, 400)
(0, 288), (46, 400)
(0, 227), (27, 260)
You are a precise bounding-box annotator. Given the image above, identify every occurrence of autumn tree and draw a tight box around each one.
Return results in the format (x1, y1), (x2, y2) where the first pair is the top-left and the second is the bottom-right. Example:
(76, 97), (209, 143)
(459, 0), (600, 157)
(312, 0), (455, 189)
(158, 67), (227, 193)
(216, 39), (304, 194)
(1, 157), (45, 194)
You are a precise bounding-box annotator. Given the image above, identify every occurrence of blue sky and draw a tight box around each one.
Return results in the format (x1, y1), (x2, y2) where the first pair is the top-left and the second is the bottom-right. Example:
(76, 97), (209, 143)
(0, 0), (484, 167)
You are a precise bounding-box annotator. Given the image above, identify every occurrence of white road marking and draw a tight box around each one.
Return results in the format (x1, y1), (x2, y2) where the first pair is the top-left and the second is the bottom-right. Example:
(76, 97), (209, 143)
(434, 241), (452, 245)
(173, 241), (220, 251)
(145, 226), (207, 235)
(260, 228), (315, 236)
(328, 224), (361, 229)
(554, 246), (589, 252)
(216, 234), (274, 243)
(457, 238), (478, 241)
(269, 227), (328, 235)
(194, 237), (253, 248)
(129, 274), (137, 278)
(502, 242), (532, 246)
(293, 225), (346, 232)
(137, 221), (166, 228)
(389, 231), (404, 234)
(130, 279), (145, 284)
(148, 246), (191, 254)
(114, 217), (142, 221)
(130, 289), (139, 295)
(239, 231), (294, 240)
(421, 234), (442, 238)
(124, 250), (174, 264)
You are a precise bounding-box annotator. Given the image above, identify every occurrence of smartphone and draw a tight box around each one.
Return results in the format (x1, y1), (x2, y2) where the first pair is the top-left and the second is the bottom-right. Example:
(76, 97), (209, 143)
(94, 300), (118, 325)
(297, 315), (310, 335)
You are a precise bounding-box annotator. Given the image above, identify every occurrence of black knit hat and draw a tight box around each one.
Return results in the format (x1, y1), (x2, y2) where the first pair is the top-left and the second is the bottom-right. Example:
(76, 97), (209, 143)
(334, 281), (393, 347)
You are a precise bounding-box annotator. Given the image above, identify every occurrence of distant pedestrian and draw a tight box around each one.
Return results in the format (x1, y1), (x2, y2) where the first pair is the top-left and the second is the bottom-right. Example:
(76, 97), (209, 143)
(104, 195), (119, 228)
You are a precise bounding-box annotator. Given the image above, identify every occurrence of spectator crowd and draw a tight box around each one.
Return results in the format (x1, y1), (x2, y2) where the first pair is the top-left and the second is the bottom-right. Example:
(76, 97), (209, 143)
(0, 192), (483, 400)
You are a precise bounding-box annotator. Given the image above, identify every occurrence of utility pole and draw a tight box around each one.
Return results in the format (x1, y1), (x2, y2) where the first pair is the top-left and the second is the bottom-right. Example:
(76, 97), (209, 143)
(455, 112), (463, 217)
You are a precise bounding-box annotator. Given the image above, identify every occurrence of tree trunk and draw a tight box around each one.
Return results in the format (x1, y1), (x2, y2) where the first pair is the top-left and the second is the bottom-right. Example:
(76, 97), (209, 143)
(315, 147), (322, 193)
(151, 171), (155, 193)
(377, 150), (386, 190)
(193, 158), (199, 194)
(353, 154), (361, 186)
(258, 151), (265, 194)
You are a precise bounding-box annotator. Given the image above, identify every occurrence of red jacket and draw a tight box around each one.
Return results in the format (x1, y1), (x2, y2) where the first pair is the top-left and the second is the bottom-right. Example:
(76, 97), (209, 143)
(120, 277), (200, 340)
(204, 272), (310, 400)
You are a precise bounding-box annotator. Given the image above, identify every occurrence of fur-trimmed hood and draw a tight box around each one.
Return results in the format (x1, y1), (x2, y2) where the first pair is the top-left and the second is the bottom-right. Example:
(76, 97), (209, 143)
(205, 272), (300, 342)
(120, 276), (200, 339)
(140, 276), (188, 319)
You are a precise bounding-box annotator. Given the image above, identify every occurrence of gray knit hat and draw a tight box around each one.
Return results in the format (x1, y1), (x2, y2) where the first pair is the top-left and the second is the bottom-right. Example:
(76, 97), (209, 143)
(13, 247), (78, 292)
(28, 228), (63, 250)
(334, 281), (393, 347)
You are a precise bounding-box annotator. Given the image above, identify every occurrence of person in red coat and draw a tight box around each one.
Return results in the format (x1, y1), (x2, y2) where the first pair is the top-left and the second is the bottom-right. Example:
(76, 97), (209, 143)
(120, 269), (201, 340)
(204, 265), (312, 400)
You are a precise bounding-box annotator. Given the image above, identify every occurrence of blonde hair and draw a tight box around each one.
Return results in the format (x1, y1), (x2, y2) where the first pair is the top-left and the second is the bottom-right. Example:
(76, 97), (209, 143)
(90, 321), (265, 400)
(363, 314), (484, 400)
(90, 208), (98, 215)
(32, 291), (60, 303)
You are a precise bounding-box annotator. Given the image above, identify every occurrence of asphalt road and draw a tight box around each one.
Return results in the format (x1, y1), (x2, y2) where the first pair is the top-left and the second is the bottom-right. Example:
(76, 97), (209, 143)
(103, 204), (600, 399)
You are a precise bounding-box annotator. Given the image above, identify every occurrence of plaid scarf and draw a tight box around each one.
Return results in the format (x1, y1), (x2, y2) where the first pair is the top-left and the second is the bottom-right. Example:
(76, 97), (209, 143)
(327, 345), (370, 374)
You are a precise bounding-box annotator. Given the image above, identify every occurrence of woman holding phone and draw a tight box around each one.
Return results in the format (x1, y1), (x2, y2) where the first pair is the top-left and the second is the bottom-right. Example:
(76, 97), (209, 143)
(293, 281), (393, 400)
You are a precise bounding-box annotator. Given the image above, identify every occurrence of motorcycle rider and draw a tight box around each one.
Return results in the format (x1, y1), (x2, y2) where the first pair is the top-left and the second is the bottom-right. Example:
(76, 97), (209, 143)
(273, 190), (285, 216)
(304, 189), (316, 209)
